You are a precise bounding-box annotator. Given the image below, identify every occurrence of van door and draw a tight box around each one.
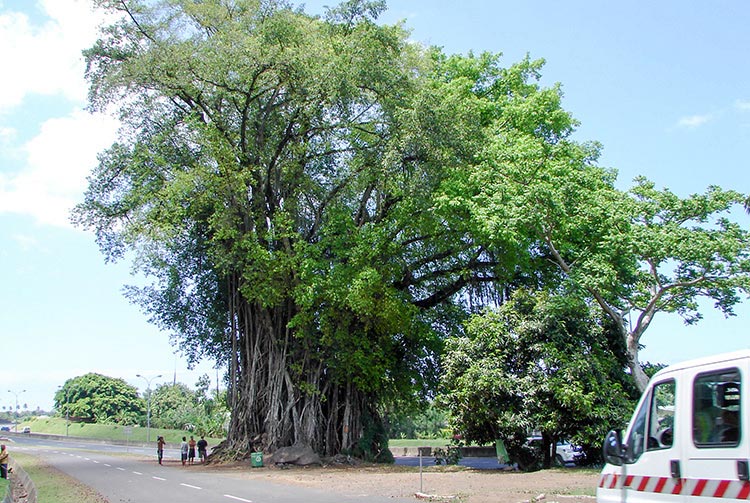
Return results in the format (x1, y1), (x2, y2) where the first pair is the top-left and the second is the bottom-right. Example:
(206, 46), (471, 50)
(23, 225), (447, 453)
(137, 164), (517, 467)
(599, 378), (682, 503)
(683, 366), (746, 501)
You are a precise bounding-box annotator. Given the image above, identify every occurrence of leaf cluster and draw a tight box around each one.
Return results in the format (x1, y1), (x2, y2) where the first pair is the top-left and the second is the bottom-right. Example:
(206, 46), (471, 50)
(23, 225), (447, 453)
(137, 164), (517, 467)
(438, 290), (634, 455)
(55, 373), (145, 425)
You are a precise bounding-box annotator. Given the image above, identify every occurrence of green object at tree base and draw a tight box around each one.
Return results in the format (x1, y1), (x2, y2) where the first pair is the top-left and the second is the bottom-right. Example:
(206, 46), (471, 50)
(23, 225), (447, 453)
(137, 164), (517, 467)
(495, 439), (509, 464)
(250, 452), (263, 468)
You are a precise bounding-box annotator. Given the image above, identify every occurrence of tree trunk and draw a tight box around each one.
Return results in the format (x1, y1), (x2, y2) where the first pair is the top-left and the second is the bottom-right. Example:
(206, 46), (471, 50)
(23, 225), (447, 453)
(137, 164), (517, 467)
(627, 331), (650, 392)
(541, 431), (553, 469)
(215, 285), (377, 459)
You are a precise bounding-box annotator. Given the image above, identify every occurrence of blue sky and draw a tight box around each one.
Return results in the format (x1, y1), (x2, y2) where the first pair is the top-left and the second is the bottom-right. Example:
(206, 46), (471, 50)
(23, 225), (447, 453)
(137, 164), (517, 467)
(1, 0), (749, 411)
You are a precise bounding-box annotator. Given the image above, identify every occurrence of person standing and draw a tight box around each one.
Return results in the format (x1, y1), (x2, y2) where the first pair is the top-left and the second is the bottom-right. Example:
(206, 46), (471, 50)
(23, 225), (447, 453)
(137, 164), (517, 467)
(188, 436), (197, 465)
(156, 436), (166, 465)
(197, 436), (208, 464)
(180, 437), (188, 466)
(0, 444), (8, 479)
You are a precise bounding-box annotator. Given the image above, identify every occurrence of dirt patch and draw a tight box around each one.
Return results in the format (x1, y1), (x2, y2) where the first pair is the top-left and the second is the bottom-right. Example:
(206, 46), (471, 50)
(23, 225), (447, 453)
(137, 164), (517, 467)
(202, 461), (600, 503)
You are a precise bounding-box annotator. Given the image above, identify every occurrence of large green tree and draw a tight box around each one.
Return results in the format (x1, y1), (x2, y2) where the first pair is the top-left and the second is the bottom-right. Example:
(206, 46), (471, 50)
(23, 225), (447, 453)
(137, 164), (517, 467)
(55, 373), (144, 424)
(447, 58), (750, 391)
(74, 0), (519, 457)
(439, 289), (634, 469)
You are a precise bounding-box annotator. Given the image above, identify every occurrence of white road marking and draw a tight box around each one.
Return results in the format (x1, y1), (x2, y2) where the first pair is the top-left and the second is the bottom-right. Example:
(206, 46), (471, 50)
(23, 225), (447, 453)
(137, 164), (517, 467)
(133, 471), (143, 475)
(224, 495), (253, 502)
(116, 467), (126, 471)
(181, 483), (202, 490)
(152, 476), (166, 481)
(104, 464), (111, 467)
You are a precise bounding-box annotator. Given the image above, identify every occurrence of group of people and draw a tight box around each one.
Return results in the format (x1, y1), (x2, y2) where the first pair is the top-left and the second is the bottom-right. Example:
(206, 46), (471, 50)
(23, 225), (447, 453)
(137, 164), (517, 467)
(156, 435), (209, 466)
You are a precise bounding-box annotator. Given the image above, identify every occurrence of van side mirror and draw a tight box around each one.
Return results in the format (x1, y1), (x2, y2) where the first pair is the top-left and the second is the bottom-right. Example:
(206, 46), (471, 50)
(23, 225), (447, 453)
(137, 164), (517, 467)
(603, 430), (625, 466)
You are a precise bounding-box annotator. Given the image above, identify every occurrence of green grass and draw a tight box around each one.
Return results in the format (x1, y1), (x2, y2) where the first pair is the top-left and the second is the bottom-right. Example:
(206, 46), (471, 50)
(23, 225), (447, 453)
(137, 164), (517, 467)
(11, 451), (107, 503)
(0, 476), (8, 500)
(19, 417), (224, 446)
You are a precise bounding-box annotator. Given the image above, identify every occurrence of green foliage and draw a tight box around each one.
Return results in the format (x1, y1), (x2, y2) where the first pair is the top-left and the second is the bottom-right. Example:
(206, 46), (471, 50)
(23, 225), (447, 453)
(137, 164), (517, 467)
(72, 0), (750, 458)
(350, 409), (394, 463)
(55, 373), (144, 425)
(387, 404), (448, 439)
(433, 439), (463, 466)
(147, 378), (228, 437)
(642, 362), (667, 379)
(438, 289), (635, 469)
(74, 0), (525, 455)
(436, 48), (750, 390)
(149, 383), (199, 429)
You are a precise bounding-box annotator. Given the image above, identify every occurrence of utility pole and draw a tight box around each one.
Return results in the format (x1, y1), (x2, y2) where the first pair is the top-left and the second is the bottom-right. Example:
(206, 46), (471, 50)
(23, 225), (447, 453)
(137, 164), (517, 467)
(136, 374), (162, 442)
(7, 389), (26, 433)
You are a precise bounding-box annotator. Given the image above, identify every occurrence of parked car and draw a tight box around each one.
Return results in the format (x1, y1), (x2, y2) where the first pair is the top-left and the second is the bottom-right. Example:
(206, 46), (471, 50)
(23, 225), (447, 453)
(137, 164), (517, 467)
(555, 439), (585, 465)
(0, 426), (10, 432)
(525, 436), (585, 466)
(22, 427), (31, 434)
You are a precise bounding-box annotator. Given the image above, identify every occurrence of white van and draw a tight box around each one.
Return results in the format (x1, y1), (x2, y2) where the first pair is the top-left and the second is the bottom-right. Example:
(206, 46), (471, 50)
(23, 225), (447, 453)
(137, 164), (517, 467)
(598, 350), (748, 502)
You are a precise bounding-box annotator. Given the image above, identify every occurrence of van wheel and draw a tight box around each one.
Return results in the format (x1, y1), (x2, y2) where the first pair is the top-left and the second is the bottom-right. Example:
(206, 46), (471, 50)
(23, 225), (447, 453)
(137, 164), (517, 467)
(554, 454), (565, 466)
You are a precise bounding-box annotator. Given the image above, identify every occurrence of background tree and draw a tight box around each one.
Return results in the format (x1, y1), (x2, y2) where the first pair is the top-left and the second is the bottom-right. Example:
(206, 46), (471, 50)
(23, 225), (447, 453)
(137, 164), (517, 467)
(450, 60), (750, 391)
(55, 373), (144, 425)
(439, 289), (634, 470)
(386, 403), (448, 440)
(150, 379), (229, 436)
(149, 382), (199, 430)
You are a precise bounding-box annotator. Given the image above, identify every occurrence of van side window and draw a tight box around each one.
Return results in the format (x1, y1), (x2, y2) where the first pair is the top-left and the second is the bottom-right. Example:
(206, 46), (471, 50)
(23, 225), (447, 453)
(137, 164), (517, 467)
(625, 379), (675, 462)
(693, 368), (741, 448)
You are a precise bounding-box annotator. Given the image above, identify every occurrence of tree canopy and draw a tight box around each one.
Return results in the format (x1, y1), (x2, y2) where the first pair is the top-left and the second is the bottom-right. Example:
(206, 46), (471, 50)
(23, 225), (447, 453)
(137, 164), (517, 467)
(461, 129), (750, 389)
(73, 0), (750, 459)
(439, 290), (634, 469)
(436, 53), (750, 391)
(150, 379), (228, 436)
(75, 0), (517, 457)
(55, 373), (144, 424)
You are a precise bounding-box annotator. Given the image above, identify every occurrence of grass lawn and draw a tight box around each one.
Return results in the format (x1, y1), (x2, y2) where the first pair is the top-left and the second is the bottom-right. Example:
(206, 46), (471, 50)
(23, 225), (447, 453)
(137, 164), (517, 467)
(0, 476), (8, 500)
(11, 451), (107, 503)
(19, 416), (224, 446)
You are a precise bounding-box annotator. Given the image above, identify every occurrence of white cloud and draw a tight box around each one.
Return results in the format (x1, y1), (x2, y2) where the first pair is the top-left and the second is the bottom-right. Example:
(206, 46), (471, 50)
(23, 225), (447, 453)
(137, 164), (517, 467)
(0, 0), (106, 113)
(677, 114), (712, 129)
(0, 125), (16, 145)
(735, 99), (750, 111)
(0, 110), (119, 227)
(0, 1), (121, 227)
(11, 233), (41, 251)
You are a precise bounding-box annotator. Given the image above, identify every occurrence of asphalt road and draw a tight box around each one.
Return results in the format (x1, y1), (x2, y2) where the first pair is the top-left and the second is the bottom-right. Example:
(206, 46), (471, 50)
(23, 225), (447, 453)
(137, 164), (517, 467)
(5, 435), (414, 503)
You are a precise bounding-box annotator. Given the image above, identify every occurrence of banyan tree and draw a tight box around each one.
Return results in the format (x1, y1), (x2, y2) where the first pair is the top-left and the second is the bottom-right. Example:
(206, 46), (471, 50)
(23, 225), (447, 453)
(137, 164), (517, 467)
(74, 0), (559, 458)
